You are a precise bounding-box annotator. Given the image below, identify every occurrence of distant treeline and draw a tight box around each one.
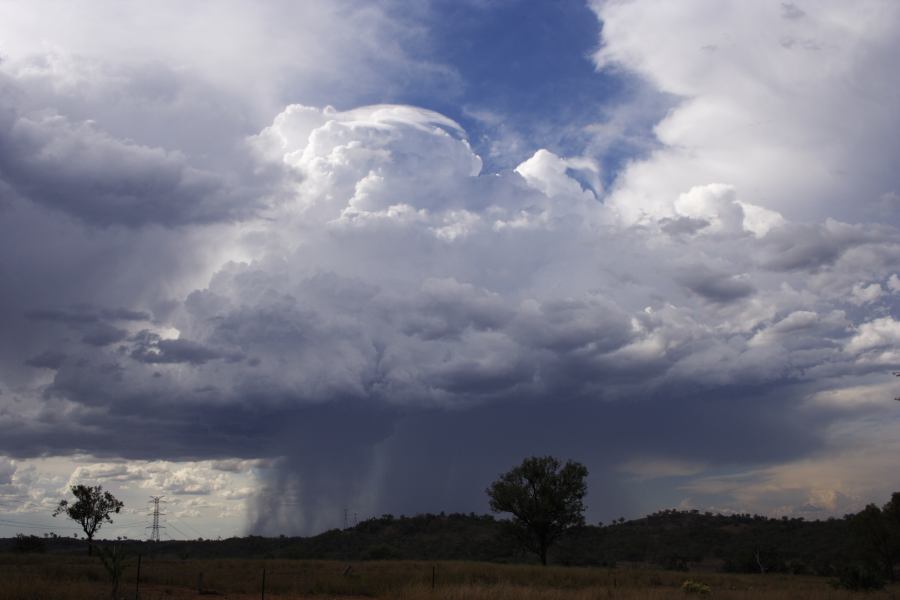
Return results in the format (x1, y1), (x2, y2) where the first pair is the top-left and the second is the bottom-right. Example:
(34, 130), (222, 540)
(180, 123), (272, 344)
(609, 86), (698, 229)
(4, 498), (898, 581)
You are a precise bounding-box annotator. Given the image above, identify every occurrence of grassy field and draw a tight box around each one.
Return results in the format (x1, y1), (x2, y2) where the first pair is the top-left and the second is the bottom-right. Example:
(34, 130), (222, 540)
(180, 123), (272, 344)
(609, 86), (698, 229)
(1, 553), (897, 599)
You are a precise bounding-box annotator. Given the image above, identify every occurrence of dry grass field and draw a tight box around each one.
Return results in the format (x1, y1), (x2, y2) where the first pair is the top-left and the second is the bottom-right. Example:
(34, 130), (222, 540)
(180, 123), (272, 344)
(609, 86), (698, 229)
(1, 553), (898, 600)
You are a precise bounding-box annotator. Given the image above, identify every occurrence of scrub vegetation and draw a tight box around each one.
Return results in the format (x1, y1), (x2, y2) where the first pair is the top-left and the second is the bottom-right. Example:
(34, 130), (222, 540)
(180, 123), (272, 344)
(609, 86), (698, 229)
(0, 554), (897, 600)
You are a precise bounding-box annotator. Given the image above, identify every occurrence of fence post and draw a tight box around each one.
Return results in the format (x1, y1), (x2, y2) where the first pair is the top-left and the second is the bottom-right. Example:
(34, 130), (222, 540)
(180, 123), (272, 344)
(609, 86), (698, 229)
(432, 564), (436, 590)
(261, 567), (266, 600)
(134, 554), (141, 600)
(198, 572), (203, 594)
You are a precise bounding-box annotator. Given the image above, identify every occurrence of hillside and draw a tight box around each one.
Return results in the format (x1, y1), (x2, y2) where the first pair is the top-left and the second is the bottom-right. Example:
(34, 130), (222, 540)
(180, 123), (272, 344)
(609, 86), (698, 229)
(2, 509), (864, 576)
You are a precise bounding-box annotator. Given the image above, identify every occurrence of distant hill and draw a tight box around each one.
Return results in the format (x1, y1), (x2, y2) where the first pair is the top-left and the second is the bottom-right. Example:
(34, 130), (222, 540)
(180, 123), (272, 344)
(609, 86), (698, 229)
(1, 508), (862, 576)
(554, 509), (851, 575)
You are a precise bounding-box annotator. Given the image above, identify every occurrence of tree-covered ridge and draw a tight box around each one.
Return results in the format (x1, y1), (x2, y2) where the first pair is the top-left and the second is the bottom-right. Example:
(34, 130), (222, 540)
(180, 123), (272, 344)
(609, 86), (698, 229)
(6, 493), (899, 583)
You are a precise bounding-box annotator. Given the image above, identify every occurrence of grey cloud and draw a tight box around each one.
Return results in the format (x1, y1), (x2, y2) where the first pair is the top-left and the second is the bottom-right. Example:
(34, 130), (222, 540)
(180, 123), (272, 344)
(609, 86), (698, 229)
(761, 221), (874, 272)
(0, 70), (279, 228)
(0, 109), (241, 227)
(659, 216), (710, 237)
(24, 350), (66, 369)
(510, 298), (634, 354)
(678, 268), (755, 303)
(100, 308), (152, 321)
(780, 2), (806, 20)
(0, 458), (14, 485)
(25, 306), (151, 324)
(25, 307), (101, 324)
(401, 278), (513, 340)
(81, 323), (129, 347)
(429, 356), (531, 396)
(130, 331), (241, 365)
(21, 306), (142, 352)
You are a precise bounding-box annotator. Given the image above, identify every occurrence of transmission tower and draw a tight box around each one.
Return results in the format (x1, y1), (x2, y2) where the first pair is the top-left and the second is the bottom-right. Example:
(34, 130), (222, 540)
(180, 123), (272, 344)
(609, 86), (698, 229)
(147, 496), (166, 542)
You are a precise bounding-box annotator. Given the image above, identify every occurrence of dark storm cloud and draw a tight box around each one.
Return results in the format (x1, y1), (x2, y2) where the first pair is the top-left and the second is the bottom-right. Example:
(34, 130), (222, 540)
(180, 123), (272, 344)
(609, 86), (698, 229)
(368, 383), (827, 521)
(11, 374), (813, 531)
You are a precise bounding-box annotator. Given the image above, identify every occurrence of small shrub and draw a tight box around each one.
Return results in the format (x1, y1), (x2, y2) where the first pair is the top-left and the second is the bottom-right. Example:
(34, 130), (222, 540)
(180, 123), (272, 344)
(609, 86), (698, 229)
(830, 565), (885, 591)
(681, 579), (711, 595)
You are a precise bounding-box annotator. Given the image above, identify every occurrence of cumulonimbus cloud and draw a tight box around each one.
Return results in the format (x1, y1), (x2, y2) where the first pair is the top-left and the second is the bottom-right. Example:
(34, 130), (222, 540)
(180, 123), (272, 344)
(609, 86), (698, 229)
(0, 1), (898, 532)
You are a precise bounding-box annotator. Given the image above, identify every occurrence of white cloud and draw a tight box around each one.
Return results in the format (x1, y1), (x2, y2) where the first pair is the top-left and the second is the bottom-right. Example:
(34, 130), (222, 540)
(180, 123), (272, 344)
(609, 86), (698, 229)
(850, 282), (884, 305)
(846, 317), (900, 354)
(591, 0), (900, 227)
(0, 1), (453, 120)
(888, 274), (900, 293)
(515, 149), (600, 200)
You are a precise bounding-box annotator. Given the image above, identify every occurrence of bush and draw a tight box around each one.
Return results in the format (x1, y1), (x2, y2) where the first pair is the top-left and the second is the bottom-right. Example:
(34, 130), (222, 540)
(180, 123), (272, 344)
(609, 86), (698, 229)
(681, 580), (711, 595)
(13, 534), (47, 553)
(830, 565), (885, 591)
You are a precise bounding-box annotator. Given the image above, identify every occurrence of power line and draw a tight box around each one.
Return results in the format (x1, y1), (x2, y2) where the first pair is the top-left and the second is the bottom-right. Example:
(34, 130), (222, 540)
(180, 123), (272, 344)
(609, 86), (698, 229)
(107, 520), (148, 528)
(169, 517), (204, 539)
(166, 521), (190, 540)
(0, 517), (79, 531)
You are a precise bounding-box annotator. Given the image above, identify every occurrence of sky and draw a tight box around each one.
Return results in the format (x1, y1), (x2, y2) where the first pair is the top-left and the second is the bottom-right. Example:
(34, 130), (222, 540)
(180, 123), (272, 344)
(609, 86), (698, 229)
(0, 0), (898, 540)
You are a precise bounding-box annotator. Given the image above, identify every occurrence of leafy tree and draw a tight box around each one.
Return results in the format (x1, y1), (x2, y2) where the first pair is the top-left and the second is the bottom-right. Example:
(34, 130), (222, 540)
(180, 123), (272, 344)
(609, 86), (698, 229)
(53, 484), (124, 555)
(880, 492), (900, 580)
(486, 455), (588, 565)
(851, 502), (897, 581)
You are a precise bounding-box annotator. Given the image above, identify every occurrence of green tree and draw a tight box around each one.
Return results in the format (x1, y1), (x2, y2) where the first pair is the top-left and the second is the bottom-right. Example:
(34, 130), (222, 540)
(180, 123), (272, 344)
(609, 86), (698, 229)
(881, 492), (900, 580)
(53, 484), (124, 555)
(852, 502), (896, 581)
(486, 455), (588, 565)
